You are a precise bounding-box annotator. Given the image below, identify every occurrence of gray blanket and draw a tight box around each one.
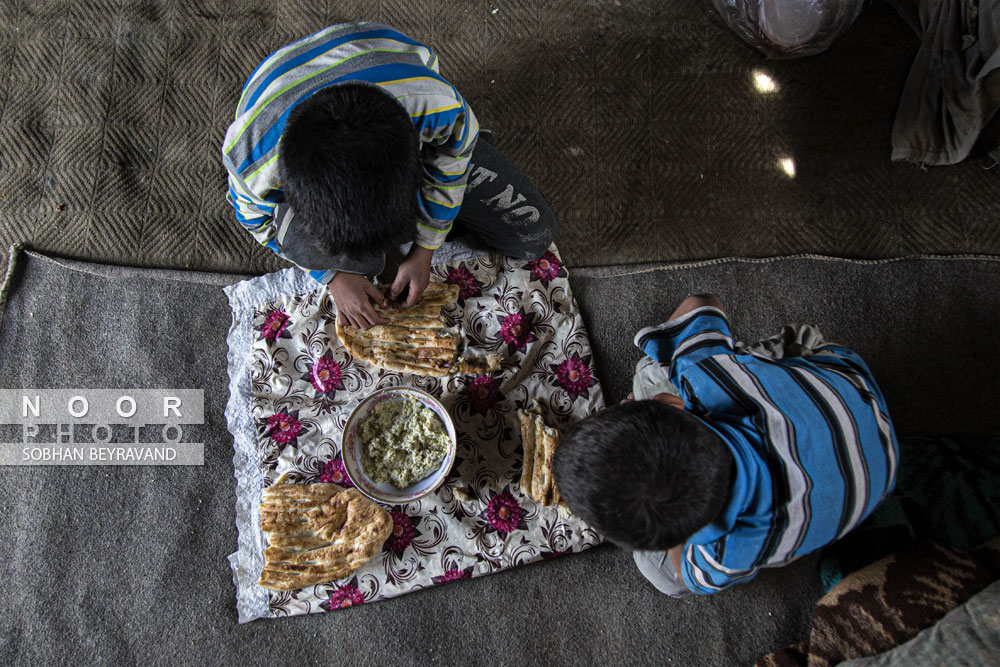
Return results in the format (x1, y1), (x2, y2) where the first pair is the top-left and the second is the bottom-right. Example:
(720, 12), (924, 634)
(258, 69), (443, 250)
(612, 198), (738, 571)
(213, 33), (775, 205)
(2, 248), (999, 665)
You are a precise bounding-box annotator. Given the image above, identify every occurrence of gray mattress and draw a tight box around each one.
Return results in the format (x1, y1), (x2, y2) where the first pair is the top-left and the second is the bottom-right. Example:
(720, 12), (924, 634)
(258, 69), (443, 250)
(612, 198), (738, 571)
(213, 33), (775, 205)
(2, 248), (998, 665)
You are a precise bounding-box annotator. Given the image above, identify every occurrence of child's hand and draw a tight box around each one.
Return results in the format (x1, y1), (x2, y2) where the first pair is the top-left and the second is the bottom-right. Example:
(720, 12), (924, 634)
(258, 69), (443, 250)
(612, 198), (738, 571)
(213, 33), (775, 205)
(389, 245), (434, 309)
(328, 272), (390, 329)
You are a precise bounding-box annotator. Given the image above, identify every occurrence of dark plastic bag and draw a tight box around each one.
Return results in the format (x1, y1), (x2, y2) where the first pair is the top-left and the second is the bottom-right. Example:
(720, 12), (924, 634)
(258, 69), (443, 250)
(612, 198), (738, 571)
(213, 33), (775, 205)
(710, 0), (866, 58)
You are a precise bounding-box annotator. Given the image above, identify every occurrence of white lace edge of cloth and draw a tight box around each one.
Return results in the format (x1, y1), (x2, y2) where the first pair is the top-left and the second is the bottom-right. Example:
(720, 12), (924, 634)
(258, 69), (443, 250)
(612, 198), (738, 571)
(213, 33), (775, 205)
(224, 267), (319, 623)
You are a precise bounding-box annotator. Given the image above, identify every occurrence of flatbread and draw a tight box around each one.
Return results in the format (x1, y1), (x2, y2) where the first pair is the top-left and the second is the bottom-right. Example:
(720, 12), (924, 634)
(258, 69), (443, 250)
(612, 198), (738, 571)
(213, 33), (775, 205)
(334, 281), (502, 377)
(538, 423), (560, 505)
(362, 322), (454, 339)
(258, 482), (392, 591)
(517, 404), (564, 507)
(518, 409), (537, 494)
(530, 413), (551, 502)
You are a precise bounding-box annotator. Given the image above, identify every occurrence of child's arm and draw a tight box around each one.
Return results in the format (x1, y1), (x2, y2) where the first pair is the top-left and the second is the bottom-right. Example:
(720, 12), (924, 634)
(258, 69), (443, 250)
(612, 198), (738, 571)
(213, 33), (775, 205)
(668, 545), (685, 580)
(225, 170), (346, 285)
(390, 82), (479, 307)
(667, 294), (724, 321)
(411, 91), (480, 253)
(635, 294), (730, 367)
(633, 295), (734, 406)
(225, 174), (279, 244)
(680, 543), (761, 594)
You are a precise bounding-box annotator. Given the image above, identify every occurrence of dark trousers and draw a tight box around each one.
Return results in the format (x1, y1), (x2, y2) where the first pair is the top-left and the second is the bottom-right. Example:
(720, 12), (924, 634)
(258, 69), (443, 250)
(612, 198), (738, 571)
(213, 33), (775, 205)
(450, 138), (557, 260)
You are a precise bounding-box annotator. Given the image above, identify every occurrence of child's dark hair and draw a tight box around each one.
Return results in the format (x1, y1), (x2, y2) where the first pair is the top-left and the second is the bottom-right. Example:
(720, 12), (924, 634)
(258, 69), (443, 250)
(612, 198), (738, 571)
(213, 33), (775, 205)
(553, 400), (733, 551)
(279, 83), (422, 258)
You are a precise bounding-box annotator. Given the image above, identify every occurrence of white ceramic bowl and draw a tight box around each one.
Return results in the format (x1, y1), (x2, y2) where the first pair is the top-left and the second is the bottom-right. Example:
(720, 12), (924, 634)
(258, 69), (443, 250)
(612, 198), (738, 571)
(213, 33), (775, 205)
(341, 386), (457, 505)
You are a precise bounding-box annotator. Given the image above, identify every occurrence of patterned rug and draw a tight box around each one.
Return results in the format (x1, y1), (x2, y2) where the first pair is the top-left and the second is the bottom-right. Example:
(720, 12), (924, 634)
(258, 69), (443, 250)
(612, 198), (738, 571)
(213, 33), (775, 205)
(223, 245), (605, 622)
(760, 432), (1000, 665)
(757, 537), (1000, 667)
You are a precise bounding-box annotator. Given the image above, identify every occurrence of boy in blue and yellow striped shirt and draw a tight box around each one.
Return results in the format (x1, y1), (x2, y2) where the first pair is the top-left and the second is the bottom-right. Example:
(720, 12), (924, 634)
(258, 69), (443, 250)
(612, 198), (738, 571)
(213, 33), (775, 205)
(223, 22), (555, 328)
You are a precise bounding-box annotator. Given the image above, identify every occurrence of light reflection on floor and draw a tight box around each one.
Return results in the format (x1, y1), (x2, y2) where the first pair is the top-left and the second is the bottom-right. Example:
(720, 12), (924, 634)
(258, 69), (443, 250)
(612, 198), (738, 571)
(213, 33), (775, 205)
(753, 70), (778, 94)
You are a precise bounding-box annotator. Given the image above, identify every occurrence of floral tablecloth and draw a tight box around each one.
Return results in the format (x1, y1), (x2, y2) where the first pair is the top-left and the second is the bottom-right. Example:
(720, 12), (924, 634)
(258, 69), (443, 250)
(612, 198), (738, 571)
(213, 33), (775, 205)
(223, 244), (605, 623)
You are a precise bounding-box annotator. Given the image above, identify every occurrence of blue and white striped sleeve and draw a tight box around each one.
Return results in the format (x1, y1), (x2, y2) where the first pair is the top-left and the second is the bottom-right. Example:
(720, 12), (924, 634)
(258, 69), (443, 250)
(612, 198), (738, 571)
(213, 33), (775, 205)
(225, 164), (275, 235)
(225, 168), (336, 286)
(681, 543), (760, 594)
(410, 86), (479, 250)
(633, 307), (735, 381)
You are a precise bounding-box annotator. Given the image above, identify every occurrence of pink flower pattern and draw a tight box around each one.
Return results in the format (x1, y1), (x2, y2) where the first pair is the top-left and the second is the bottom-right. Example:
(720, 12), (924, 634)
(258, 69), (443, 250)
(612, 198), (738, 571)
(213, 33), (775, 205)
(265, 409), (303, 446)
(498, 309), (536, 354)
(525, 251), (566, 285)
(385, 511), (417, 554)
(551, 353), (598, 400)
(445, 266), (482, 301)
(433, 567), (474, 584)
(482, 487), (527, 536)
(304, 351), (344, 396)
(260, 310), (291, 344)
(321, 578), (365, 610)
(320, 456), (353, 488)
(465, 375), (504, 414)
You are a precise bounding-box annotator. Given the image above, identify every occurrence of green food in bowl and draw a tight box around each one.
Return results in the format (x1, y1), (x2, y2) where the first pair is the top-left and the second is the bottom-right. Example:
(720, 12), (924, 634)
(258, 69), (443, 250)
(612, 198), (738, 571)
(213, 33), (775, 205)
(359, 397), (451, 488)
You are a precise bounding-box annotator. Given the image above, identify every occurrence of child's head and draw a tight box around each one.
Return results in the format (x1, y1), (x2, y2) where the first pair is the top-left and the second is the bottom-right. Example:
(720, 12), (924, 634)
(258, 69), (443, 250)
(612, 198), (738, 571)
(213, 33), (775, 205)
(278, 83), (422, 264)
(553, 399), (733, 551)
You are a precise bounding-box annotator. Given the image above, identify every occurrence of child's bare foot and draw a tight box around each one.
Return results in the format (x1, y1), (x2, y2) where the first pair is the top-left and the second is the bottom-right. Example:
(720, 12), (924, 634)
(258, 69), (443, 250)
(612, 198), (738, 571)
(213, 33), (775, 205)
(620, 392), (634, 405)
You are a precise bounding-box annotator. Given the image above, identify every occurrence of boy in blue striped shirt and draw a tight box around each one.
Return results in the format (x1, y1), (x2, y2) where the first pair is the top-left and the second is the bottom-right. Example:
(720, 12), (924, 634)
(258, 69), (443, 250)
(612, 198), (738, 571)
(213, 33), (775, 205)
(553, 295), (899, 595)
(223, 22), (555, 328)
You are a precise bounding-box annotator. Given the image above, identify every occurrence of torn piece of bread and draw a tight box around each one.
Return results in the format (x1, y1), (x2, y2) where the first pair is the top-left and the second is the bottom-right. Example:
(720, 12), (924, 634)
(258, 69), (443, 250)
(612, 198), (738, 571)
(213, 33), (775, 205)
(258, 482), (392, 591)
(455, 353), (503, 375)
(334, 281), (502, 377)
(517, 404), (564, 507)
(530, 413), (553, 503)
